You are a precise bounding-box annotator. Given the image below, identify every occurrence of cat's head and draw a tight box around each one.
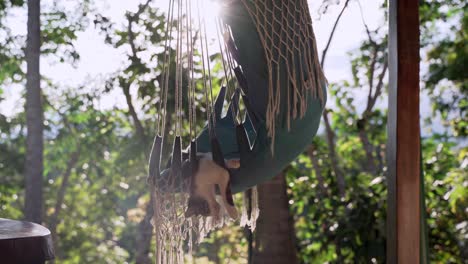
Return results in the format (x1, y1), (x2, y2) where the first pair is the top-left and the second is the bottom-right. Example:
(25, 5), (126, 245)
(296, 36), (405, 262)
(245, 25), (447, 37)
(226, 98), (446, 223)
(185, 195), (210, 217)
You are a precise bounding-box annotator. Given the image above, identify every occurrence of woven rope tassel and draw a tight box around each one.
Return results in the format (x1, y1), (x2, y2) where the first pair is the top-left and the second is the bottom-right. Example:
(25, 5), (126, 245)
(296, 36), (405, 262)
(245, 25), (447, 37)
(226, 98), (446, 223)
(240, 0), (326, 150)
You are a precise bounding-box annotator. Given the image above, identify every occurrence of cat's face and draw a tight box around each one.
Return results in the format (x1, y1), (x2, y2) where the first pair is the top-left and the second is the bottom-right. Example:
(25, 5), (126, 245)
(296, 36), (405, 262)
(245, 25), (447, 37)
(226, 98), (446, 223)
(185, 195), (210, 217)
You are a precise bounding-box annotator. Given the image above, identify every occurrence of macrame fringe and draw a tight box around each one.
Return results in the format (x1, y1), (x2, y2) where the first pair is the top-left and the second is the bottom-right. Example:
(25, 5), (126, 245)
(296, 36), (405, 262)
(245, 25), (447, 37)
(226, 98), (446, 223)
(240, 0), (327, 152)
(152, 184), (240, 264)
(240, 187), (260, 231)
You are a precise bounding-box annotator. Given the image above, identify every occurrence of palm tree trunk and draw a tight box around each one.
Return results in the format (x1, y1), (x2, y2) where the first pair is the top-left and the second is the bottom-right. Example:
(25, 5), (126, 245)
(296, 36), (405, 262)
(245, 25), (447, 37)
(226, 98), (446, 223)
(24, 0), (43, 224)
(253, 173), (298, 264)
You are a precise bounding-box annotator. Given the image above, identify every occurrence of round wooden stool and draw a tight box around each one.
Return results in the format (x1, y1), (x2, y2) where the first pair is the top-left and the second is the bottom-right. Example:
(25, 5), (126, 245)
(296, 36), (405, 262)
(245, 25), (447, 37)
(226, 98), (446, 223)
(0, 218), (55, 264)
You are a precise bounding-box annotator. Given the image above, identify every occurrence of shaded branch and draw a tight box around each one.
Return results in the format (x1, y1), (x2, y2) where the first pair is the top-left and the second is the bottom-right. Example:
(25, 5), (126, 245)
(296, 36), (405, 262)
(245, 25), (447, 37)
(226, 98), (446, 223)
(356, 121), (377, 174)
(124, 3), (154, 264)
(122, 83), (147, 144)
(49, 149), (80, 258)
(353, 1), (388, 175)
(307, 145), (327, 197)
(322, 110), (345, 197)
(358, 55), (387, 174)
(320, 0), (351, 69)
(122, 0), (153, 146)
(357, 0), (377, 46)
(318, 0), (352, 199)
(367, 47), (378, 103)
(366, 58), (388, 115)
(135, 195), (154, 264)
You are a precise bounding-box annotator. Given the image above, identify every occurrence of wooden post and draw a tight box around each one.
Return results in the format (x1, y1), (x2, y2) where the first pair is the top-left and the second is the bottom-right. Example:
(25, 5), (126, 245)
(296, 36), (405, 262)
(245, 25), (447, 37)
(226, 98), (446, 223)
(387, 0), (421, 263)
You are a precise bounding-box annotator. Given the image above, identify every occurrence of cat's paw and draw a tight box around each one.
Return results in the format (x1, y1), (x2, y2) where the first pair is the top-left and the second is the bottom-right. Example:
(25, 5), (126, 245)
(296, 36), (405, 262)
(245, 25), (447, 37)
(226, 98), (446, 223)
(226, 159), (240, 169)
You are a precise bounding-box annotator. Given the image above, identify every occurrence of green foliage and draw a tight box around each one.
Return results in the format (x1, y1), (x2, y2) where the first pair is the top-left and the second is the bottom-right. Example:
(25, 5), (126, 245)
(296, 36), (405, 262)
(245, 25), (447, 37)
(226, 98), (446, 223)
(422, 137), (467, 263)
(0, 112), (25, 220)
(194, 223), (249, 264)
(421, 0), (467, 138)
(287, 17), (388, 261)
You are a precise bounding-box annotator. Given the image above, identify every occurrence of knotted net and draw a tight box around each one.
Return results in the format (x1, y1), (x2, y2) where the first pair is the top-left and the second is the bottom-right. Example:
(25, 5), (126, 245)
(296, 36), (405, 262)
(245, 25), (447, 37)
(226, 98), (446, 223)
(151, 169), (259, 263)
(150, 0), (325, 263)
(240, 0), (326, 144)
(150, 0), (259, 263)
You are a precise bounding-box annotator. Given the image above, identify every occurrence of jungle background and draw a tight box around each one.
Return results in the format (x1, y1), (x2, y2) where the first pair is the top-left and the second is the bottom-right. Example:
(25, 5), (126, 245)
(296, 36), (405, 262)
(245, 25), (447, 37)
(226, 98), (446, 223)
(0, 0), (466, 263)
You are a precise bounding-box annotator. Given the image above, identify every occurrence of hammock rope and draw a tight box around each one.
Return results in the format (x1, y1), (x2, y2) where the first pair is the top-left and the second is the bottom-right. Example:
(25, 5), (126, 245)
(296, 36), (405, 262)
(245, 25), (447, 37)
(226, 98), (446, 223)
(215, 17), (241, 125)
(240, 0), (326, 150)
(150, 1), (255, 263)
(149, 1), (327, 263)
(186, 0), (195, 139)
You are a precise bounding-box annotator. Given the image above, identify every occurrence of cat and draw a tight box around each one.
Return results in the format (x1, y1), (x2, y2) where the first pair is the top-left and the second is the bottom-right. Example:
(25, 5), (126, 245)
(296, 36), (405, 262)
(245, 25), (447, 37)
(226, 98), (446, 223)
(184, 153), (240, 220)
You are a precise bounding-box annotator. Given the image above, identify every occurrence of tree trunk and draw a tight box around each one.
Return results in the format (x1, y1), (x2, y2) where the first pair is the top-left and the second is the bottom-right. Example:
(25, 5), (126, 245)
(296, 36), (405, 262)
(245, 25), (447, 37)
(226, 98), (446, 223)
(123, 84), (147, 144)
(253, 173), (298, 264)
(322, 111), (346, 197)
(135, 194), (154, 264)
(357, 120), (377, 175)
(24, 0), (43, 224)
(123, 84), (153, 264)
(49, 150), (80, 259)
(123, 83), (152, 264)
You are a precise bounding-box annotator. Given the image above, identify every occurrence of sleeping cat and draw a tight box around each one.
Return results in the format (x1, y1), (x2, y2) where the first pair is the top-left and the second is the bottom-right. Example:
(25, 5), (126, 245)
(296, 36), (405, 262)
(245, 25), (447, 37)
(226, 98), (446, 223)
(184, 153), (240, 220)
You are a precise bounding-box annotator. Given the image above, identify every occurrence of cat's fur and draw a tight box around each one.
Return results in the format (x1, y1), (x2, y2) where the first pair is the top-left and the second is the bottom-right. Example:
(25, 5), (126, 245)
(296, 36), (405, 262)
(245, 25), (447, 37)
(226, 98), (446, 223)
(185, 153), (239, 219)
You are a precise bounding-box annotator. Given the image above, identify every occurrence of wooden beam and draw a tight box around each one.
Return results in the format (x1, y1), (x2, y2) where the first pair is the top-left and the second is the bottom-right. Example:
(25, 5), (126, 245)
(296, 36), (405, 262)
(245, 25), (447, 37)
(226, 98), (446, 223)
(387, 0), (421, 263)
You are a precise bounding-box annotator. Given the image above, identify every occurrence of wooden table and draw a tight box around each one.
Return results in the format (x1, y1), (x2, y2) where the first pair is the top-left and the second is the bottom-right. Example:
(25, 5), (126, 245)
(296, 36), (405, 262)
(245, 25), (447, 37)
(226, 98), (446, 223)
(0, 218), (55, 263)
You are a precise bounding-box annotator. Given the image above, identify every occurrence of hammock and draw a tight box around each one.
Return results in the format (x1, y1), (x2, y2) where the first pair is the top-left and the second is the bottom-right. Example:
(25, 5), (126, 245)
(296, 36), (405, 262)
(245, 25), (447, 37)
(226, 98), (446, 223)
(152, 0), (326, 192)
(192, 0), (327, 193)
(147, 0), (326, 262)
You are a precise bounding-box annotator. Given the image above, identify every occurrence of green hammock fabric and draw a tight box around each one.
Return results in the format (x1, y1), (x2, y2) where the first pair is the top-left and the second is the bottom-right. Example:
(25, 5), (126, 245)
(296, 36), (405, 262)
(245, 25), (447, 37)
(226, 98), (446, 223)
(157, 1), (326, 193)
(195, 94), (324, 193)
(194, 1), (326, 193)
